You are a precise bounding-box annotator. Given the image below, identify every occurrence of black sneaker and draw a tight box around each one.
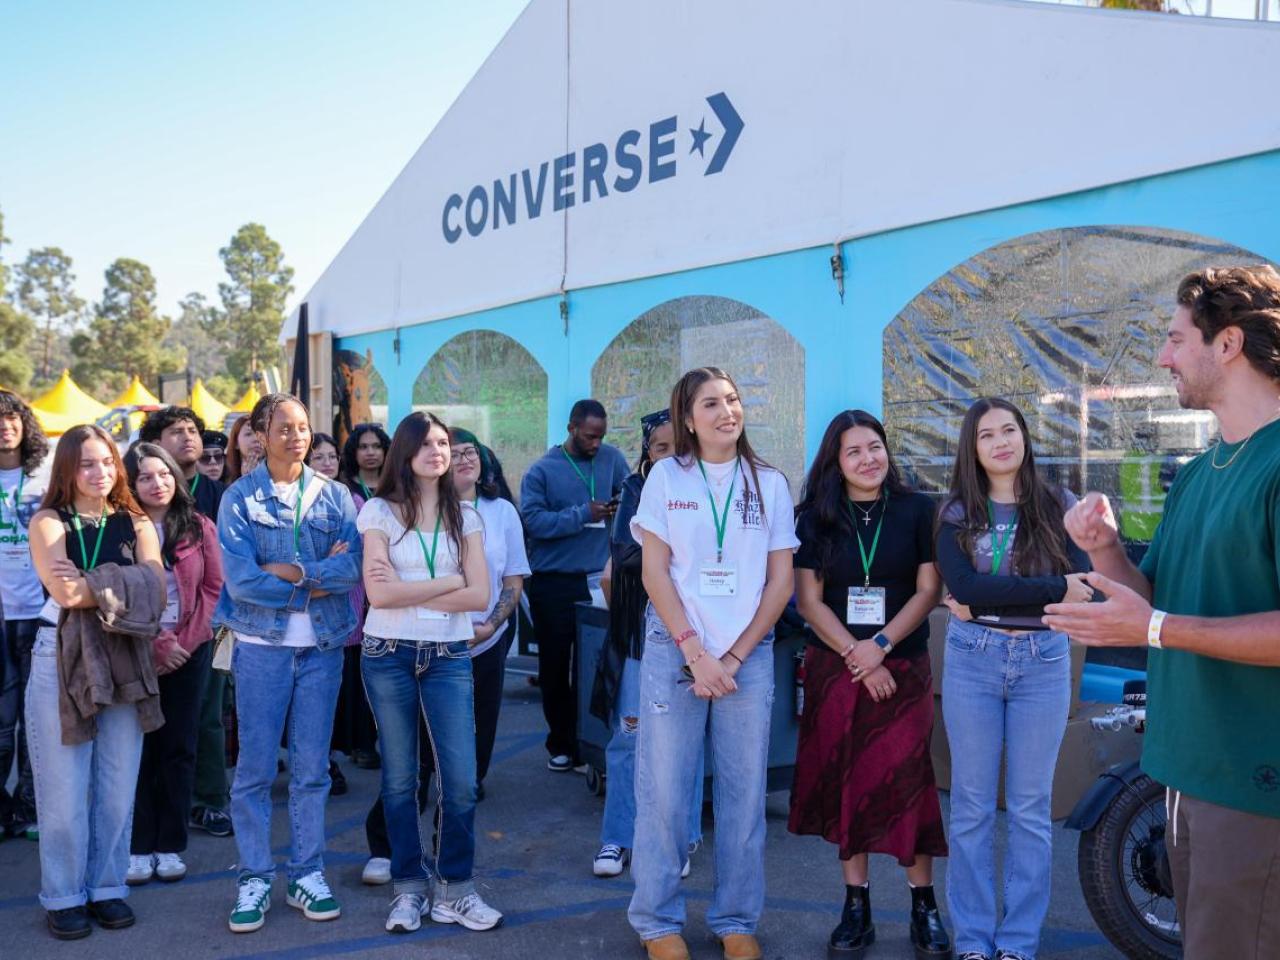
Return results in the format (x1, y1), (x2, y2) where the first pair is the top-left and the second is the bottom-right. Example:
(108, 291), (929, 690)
(190, 805), (234, 837)
(47, 906), (92, 940)
(86, 898), (135, 929)
(329, 761), (348, 796)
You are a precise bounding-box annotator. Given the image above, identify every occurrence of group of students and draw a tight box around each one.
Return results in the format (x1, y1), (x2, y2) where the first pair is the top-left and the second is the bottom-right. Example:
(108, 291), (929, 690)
(3, 262), (1279, 960)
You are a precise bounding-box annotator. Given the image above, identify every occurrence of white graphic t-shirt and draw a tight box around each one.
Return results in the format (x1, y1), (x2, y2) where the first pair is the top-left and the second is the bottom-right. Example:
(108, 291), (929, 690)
(0, 466), (49, 620)
(631, 456), (798, 657)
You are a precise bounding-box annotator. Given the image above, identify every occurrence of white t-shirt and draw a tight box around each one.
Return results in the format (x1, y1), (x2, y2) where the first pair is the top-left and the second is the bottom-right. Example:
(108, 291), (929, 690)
(0, 466), (49, 620)
(468, 496), (532, 658)
(237, 478), (318, 648)
(631, 456), (799, 657)
(152, 522), (181, 628)
(357, 497), (484, 642)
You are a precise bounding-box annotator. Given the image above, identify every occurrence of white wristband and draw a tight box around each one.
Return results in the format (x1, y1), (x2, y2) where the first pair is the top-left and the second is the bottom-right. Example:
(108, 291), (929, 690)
(1147, 609), (1167, 649)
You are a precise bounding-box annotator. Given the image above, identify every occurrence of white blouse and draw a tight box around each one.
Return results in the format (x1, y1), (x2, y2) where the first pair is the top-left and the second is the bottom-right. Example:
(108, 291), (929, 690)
(357, 497), (484, 642)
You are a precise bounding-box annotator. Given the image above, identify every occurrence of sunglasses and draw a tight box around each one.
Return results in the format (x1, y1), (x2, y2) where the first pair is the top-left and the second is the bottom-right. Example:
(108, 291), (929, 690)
(198, 451), (226, 464)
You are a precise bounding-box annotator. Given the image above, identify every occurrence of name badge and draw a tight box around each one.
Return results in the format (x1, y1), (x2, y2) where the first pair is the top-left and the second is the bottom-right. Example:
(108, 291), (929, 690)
(162, 597), (181, 625)
(40, 595), (61, 624)
(584, 520), (607, 529)
(698, 561), (737, 597)
(846, 587), (886, 625)
(417, 607), (450, 621)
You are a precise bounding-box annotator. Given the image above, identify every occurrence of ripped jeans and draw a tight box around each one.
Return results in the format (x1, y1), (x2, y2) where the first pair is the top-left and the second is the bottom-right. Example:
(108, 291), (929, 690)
(600, 656), (704, 849)
(628, 609), (774, 940)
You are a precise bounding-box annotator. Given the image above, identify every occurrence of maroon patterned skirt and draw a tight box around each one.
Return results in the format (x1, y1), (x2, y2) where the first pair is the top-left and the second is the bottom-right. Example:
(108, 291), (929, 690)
(787, 645), (947, 864)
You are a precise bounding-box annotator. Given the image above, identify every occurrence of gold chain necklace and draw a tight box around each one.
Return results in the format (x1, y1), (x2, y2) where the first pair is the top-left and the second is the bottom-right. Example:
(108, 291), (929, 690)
(1210, 407), (1280, 470)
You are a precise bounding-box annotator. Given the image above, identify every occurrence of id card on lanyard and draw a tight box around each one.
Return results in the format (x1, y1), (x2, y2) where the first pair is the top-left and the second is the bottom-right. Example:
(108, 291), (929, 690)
(562, 445), (606, 527)
(416, 515), (449, 620)
(845, 498), (886, 625)
(43, 509), (108, 624)
(697, 458), (740, 597)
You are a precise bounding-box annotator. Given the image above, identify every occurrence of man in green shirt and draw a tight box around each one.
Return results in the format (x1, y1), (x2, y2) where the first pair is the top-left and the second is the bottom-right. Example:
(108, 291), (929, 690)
(1045, 265), (1280, 959)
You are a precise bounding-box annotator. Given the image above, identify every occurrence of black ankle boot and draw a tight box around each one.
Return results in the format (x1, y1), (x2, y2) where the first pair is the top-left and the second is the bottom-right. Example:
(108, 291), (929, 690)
(829, 884), (875, 958)
(909, 885), (953, 958)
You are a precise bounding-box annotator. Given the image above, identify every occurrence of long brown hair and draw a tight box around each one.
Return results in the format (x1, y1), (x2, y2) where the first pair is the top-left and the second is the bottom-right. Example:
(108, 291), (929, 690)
(225, 415), (254, 480)
(670, 367), (773, 526)
(124, 441), (204, 564)
(40, 424), (141, 517)
(375, 412), (467, 561)
(940, 397), (1070, 575)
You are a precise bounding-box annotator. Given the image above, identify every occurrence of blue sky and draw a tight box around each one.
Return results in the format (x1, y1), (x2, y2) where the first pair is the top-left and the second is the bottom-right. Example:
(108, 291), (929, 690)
(2, 0), (1271, 320)
(1, 0), (528, 316)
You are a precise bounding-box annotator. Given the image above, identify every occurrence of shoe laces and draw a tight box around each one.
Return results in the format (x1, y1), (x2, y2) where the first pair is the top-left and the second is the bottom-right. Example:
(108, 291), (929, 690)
(451, 892), (483, 914)
(597, 844), (624, 860)
(235, 878), (270, 911)
(296, 871), (333, 900)
(389, 892), (423, 914)
(156, 853), (183, 867)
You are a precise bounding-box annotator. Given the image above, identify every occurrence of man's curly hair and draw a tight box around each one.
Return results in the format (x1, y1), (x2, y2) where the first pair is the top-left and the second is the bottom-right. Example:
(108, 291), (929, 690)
(0, 390), (50, 476)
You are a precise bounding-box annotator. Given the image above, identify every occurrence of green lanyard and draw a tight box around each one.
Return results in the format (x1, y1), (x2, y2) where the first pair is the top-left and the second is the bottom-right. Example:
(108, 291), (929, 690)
(560, 444), (596, 500)
(848, 497), (885, 588)
(988, 498), (1017, 575)
(0, 473), (24, 528)
(358, 478), (373, 500)
(72, 508), (108, 571)
(189, 473), (200, 496)
(415, 513), (443, 578)
(697, 458), (739, 563)
(292, 471), (307, 557)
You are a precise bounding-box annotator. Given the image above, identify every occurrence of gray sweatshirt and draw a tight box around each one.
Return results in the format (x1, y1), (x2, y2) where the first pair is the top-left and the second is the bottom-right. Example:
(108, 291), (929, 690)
(519, 443), (630, 574)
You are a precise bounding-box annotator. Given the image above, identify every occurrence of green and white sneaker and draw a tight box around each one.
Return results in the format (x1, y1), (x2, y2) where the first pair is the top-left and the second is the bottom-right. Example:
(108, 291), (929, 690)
(228, 877), (272, 933)
(287, 870), (341, 921)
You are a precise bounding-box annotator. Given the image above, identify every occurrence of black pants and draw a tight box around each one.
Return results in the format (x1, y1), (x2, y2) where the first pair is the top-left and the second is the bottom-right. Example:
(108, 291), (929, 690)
(132, 642), (212, 854)
(192, 659), (229, 811)
(526, 572), (589, 759)
(0, 618), (38, 823)
(473, 626), (513, 786)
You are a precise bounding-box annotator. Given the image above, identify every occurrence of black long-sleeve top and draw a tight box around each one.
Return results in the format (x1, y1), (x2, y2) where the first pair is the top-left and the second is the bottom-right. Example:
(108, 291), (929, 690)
(935, 493), (1089, 629)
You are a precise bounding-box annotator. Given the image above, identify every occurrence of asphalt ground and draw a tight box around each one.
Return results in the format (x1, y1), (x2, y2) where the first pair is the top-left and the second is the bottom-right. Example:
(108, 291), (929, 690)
(0, 657), (1123, 959)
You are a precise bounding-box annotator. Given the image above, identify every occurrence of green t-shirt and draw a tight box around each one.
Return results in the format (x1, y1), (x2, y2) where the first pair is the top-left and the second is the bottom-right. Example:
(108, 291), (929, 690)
(1139, 419), (1280, 817)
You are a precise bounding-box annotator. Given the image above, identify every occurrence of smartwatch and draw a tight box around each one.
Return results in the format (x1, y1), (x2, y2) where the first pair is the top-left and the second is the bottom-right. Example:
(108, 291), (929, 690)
(871, 632), (893, 653)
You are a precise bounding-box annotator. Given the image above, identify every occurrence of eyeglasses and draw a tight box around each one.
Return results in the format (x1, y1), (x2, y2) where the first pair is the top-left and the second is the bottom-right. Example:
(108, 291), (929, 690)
(198, 451), (226, 464)
(451, 447), (480, 463)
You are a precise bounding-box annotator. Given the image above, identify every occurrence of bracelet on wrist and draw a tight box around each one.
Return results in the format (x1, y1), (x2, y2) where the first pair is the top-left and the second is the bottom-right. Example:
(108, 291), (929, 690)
(674, 628), (698, 647)
(685, 648), (706, 668)
(1147, 609), (1167, 649)
(725, 650), (743, 665)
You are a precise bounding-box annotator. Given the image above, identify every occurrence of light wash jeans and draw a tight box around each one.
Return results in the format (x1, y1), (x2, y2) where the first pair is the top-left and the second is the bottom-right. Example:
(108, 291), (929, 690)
(360, 635), (479, 900)
(26, 626), (144, 909)
(601, 656), (704, 849)
(628, 610), (774, 941)
(942, 616), (1071, 959)
(230, 641), (343, 884)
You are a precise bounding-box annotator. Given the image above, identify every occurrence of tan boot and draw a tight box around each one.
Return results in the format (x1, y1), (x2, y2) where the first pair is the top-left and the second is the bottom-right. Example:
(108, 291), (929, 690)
(720, 932), (763, 960)
(642, 933), (691, 960)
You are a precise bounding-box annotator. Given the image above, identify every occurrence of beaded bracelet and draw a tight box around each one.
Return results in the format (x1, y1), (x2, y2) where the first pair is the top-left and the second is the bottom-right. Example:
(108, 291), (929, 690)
(685, 648), (706, 668)
(674, 628), (698, 647)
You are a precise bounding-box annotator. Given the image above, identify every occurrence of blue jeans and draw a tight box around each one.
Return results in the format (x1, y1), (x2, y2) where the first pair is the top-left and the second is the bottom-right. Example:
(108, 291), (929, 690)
(26, 627), (144, 909)
(361, 635), (478, 899)
(942, 617), (1071, 959)
(628, 611), (774, 940)
(601, 656), (704, 849)
(230, 641), (343, 883)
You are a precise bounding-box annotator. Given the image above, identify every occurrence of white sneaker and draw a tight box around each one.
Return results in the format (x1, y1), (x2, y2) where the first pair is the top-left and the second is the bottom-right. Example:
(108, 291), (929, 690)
(154, 852), (187, 882)
(681, 839), (700, 879)
(126, 854), (154, 885)
(593, 844), (629, 877)
(430, 891), (504, 931)
(362, 857), (392, 885)
(386, 892), (429, 933)
(547, 754), (573, 772)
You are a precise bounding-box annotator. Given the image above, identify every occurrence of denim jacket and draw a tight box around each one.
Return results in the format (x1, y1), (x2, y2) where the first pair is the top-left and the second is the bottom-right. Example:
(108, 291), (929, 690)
(212, 463), (362, 650)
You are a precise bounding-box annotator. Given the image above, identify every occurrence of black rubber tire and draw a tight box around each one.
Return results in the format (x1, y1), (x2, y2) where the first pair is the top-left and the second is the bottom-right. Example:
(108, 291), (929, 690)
(1077, 773), (1181, 960)
(585, 765), (606, 797)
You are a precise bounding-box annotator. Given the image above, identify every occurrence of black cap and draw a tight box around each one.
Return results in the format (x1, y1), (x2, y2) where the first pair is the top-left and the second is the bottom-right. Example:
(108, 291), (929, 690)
(202, 430), (228, 449)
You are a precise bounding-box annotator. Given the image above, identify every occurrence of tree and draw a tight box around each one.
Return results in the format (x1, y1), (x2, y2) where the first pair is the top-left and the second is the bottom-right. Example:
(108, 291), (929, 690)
(72, 258), (184, 396)
(14, 247), (85, 383)
(207, 223), (295, 381)
(0, 208), (35, 392)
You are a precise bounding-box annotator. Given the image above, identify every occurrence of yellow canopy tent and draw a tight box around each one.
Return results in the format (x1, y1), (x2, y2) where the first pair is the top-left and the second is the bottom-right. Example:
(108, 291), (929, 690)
(32, 370), (109, 425)
(31, 404), (84, 436)
(231, 383), (261, 413)
(112, 376), (160, 408)
(189, 379), (230, 429)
